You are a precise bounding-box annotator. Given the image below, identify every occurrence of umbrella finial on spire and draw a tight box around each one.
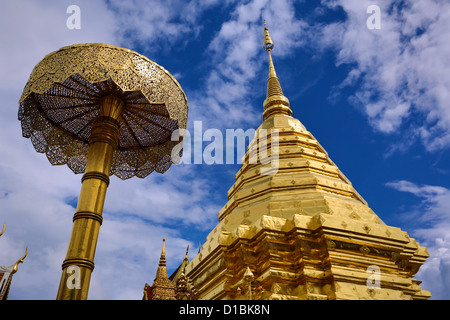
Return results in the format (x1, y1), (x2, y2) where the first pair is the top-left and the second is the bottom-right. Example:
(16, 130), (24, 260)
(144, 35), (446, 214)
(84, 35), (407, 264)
(262, 21), (292, 120)
(263, 20), (274, 52)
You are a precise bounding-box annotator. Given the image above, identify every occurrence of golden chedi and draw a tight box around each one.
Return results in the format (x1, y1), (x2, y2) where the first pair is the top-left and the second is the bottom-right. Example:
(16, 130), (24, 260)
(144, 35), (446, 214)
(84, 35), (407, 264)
(183, 22), (430, 300)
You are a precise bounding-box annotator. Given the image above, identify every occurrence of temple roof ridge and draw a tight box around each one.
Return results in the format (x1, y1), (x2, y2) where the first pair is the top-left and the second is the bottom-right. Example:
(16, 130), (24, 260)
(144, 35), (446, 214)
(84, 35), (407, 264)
(0, 222), (28, 300)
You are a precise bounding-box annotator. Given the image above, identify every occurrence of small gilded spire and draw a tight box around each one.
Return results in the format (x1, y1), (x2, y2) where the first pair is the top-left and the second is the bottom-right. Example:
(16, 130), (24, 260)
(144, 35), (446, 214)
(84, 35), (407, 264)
(262, 20), (292, 120)
(185, 243), (189, 260)
(154, 238), (169, 281)
(151, 238), (176, 299)
(159, 238), (166, 267)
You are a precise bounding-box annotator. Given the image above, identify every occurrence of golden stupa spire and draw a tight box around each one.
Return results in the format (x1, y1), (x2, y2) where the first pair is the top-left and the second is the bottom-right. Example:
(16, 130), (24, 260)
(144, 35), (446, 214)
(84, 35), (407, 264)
(263, 20), (292, 120)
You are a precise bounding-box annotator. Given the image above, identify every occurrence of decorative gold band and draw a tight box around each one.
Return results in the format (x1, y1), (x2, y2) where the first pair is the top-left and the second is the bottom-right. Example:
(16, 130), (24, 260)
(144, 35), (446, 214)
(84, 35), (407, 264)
(263, 103), (293, 120)
(264, 99), (290, 109)
(81, 171), (110, 186)
(263, 94), (290, 109)
(88, 119), (121, 148)
(73, 210), (103, 225)
(95, 116), (121, 128)
(62, 258), (95, 271)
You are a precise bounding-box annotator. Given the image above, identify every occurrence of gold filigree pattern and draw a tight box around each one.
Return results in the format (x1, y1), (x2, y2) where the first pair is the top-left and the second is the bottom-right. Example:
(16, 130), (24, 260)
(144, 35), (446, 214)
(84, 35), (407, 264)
(18, 43), (188, 180)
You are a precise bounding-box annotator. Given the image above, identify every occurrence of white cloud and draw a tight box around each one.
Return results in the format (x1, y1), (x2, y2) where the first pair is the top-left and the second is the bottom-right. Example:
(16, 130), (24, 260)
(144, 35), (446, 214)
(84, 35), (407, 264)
(386, 180), (448, 200)
(387, 180), (450, 299)
(105, 0), (227, 50)
(318, 0), (450, 151)
(105, 165), (222, 228)
(0, 0), (118, 93)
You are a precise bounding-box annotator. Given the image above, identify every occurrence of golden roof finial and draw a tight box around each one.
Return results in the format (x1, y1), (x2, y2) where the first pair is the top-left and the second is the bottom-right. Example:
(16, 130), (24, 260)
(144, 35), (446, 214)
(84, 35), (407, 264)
(0, 223), (5, 237)
(262, 20), (292, 120)
(12, 246), (28, 274)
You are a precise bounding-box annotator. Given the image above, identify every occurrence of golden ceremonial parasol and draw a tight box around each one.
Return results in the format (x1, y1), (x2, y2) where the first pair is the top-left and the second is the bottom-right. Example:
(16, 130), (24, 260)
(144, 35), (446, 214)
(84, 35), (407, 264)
(18, 43), (188, 299)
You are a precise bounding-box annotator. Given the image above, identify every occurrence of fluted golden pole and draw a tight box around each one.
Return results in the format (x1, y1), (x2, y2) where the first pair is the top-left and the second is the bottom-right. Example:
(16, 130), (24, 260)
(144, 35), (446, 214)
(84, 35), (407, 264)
(57, 96), (123, 300)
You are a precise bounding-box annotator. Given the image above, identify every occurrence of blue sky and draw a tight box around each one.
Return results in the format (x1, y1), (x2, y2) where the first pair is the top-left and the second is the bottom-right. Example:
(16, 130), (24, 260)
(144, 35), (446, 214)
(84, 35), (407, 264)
(0, 0), (449, 299)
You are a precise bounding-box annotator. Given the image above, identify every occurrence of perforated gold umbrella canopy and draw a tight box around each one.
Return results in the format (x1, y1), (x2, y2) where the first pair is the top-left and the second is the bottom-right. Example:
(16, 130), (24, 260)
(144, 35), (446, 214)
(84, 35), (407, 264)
(18, 43), (188, 180)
